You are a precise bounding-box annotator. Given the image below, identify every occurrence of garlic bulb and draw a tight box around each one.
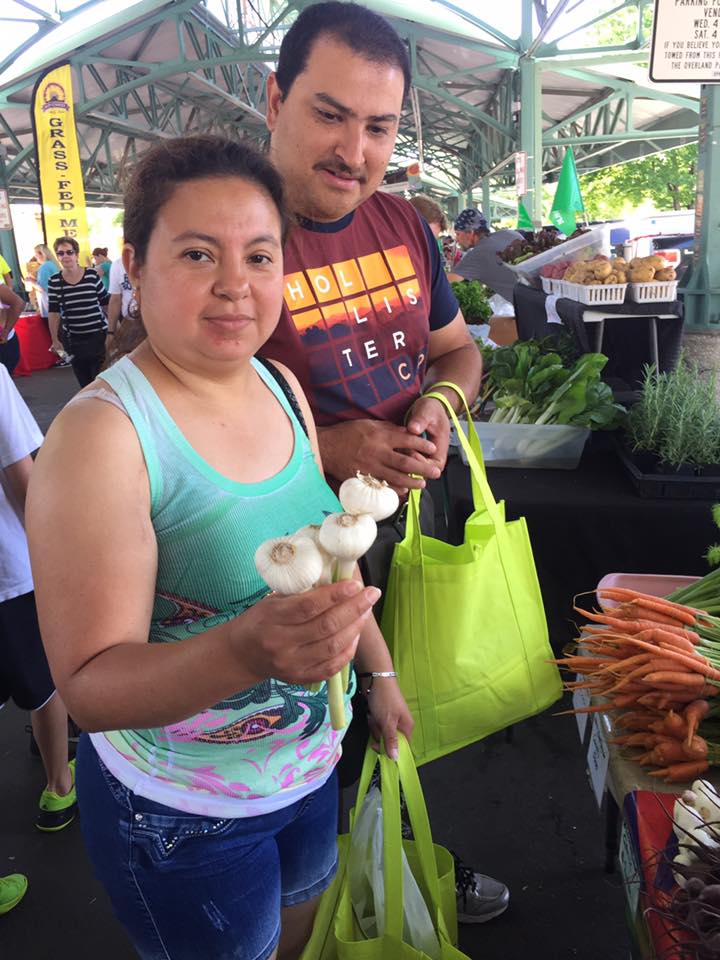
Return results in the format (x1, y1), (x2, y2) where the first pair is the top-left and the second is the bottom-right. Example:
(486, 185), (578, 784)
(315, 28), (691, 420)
(254, 536), (324, 595)
(692, 780), (720, 824)
(339, 472), (399, 522)
(293, 524), (334, 584)
(319, 512), (377, 580)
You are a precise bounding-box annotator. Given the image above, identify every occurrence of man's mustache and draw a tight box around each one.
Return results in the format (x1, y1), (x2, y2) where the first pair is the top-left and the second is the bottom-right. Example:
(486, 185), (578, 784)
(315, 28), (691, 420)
(314, 158), (367, 182)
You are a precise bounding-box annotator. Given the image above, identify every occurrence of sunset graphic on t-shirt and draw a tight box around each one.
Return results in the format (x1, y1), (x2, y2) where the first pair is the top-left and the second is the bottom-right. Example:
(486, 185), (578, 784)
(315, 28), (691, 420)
(282, 244), (427, 420)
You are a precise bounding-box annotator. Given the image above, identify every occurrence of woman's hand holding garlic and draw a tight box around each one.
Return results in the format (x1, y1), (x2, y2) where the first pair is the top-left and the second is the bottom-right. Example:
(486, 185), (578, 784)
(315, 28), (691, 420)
(253, 473), (408, 742)
(230, 579), (380, 687)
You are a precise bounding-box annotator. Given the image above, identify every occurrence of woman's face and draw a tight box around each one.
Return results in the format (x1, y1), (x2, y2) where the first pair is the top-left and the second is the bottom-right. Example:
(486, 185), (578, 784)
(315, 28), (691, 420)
(55, 243), (78, 269)
(125, 176), (284, 371)
(35, 248), (46, 262)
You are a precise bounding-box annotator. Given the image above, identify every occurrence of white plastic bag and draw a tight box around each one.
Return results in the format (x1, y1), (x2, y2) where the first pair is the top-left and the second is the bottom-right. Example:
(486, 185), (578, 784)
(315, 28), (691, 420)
(488, 293), (514, 316)
(348, 786), (441, 958)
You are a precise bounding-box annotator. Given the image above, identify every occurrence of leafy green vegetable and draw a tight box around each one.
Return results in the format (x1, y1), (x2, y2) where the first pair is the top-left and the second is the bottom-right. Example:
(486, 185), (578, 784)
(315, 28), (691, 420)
(451, 280), (492, 323)
(482, 340), (625, 430)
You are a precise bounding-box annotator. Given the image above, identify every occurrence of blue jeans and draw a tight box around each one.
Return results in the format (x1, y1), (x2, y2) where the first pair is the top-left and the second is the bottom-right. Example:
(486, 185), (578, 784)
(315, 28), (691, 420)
(76, 735), (339, 960)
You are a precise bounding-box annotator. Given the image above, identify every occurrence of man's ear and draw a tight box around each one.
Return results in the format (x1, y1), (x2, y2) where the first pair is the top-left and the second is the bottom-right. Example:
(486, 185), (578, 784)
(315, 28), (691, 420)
(266, 73), (283, 133)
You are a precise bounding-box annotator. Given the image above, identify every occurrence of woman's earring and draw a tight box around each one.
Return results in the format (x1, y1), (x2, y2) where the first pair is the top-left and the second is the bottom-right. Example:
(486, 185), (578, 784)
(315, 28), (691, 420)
(128, 288), (141, 320)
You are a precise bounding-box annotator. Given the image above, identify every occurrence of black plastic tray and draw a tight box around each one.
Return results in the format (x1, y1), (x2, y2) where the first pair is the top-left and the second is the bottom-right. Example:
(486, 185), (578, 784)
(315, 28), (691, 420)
(615, 441), (720, 500)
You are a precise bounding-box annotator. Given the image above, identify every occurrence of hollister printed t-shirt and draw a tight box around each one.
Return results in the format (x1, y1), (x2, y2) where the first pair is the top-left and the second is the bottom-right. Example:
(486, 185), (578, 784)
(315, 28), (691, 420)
(261, 191), (458, 428)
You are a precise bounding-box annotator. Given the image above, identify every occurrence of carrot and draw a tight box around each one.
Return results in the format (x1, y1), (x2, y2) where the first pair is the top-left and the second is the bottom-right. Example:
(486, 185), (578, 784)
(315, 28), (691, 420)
(597, 653), (653, 674)
(598, 588), (699, 621)
(554, 693), (642, 716)
(683, 735), (709, 760)
(660, 710), (688, 740)
(584, 621), (700, 641)
(623, 603), (694, 628)
(614, 713), (662, 730)
(647, 760), (710, 783)
(575, 607), (650, 632)
(684, 699), (711, 748)
(643, 629), (698, 655)
(649, 739), (695, 765)
(615, 636), (720, 679)
(645, 670), (707, 687)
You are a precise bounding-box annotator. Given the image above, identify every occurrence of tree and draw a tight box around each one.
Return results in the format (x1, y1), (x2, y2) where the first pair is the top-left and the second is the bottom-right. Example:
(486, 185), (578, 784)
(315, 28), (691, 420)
(580, 144), (697, 219)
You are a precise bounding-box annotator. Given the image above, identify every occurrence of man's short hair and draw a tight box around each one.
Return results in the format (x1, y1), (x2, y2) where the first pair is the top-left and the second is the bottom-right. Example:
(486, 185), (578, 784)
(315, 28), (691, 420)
(275, 1), (411, 101)
(454, 208), (488, 234)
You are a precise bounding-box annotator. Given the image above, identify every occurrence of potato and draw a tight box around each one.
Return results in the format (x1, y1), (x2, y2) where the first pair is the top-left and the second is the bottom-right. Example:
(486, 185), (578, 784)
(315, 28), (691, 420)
(655, 267), (677, 281)
(610, 257), (627, 269)
(629, 267), (655, 283)
(603, 273), (619, 284)
(646, 255), (667, 270)
(593, 260), (613, 280)
(616, 271), (628, 284)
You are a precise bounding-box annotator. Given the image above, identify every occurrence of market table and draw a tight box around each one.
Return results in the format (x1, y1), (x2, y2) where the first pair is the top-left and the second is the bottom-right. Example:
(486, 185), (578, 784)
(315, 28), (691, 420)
(12, 311), (56, 377)
(444, 432), (716, 651)
(512, 285), (684, 386)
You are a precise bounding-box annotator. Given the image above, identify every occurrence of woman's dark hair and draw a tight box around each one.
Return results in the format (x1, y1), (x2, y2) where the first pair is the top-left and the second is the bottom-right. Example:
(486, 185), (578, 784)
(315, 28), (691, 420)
(123, 134), (290, 266)
(275, 1), (411, 101)
(53, 235), (79, 254)
(92, 247), (108, 258)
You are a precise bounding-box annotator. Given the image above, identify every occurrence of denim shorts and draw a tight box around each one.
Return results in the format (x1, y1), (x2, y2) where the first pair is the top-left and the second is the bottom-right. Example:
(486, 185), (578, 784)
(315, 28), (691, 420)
(75, 734), (339, 960)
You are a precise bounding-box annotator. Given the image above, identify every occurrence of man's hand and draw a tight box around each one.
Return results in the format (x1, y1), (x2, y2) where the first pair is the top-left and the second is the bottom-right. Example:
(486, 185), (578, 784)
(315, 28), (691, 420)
(405, 396), (451, 472)
(317, 419), (441, 493)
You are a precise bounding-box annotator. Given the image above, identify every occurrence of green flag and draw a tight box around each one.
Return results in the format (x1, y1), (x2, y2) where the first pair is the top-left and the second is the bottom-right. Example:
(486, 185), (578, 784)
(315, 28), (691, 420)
(517, 200), (533, 230)
(549, 148), (585, 237)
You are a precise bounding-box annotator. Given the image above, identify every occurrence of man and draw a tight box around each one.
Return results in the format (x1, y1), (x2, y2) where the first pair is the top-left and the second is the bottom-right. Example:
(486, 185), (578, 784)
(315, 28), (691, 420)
(261, 0), (508, 925)
(448, 208), (523, 306)
(107, 256), (133, 335)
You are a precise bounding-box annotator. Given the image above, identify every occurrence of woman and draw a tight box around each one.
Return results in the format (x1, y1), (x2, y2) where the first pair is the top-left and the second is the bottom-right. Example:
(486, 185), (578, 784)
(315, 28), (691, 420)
(0, 283), (26, 375)
(27, 135), (411, 960)
(47, 237), (109, 387)
(91, 247), (112, 290)
(25, 244), (60, 322)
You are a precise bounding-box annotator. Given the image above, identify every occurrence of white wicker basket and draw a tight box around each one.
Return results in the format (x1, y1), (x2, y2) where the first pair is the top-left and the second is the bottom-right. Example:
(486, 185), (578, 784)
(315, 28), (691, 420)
(541, 277), (564, 295)
(627, 280), (678, 303)
(560, 281), (628, 306)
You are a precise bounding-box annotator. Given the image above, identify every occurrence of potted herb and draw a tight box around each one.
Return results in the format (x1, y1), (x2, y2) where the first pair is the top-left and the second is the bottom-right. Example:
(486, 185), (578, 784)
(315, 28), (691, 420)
(617, 360), (720, 497)
(451, 280), (492, 324)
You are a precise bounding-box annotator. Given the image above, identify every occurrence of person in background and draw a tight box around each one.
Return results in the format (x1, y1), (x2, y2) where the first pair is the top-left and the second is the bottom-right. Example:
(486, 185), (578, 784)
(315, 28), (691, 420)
(47, 237), (109, 387)
(408, 193), (447, 239)
(0, 363), (76, 834)
(0, 253), (12, 287)
(0, 283), (26, 376)
(91, 247), (112, 291)
(27, 134), (410, 960)
(261, 0), (507, 925)
(448, 208), (523, 306)
(25, 244), (60, 325)
(107, 255), (133, 338)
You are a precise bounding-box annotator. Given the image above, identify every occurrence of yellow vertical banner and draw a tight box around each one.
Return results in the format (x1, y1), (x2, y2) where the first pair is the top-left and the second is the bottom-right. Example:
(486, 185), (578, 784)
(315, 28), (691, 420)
(32, 63), (90, 264)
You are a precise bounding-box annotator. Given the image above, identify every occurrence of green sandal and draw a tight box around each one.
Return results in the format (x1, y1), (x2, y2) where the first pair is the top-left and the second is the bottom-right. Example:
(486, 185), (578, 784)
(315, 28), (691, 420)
(36, 759), (77, 832)
(0, 874), (28, 915)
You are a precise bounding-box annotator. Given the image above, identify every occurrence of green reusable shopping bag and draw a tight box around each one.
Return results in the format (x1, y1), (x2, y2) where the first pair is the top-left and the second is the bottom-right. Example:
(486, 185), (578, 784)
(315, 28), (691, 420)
(300, 739), (459, 960)
(380, 387), (563, 766)
(333, 737), (465, 960)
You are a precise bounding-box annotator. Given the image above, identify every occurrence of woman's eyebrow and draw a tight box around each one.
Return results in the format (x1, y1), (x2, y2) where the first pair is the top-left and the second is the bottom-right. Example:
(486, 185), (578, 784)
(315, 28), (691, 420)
(171, 231), (280, 247)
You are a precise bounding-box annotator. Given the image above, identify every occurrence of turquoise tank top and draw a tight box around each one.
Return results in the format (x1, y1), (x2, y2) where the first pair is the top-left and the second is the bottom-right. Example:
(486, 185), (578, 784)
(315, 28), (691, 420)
(89, 356), (351, 818)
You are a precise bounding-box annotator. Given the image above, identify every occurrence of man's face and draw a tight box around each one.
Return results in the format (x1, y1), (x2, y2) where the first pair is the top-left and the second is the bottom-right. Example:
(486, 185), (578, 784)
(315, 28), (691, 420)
(455, 229), (477, 252)
(266, 35), (404, 222)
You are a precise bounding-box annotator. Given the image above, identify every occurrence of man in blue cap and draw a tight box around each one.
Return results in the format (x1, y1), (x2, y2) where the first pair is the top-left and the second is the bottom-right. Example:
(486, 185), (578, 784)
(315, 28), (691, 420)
(449, 208), (523, 306)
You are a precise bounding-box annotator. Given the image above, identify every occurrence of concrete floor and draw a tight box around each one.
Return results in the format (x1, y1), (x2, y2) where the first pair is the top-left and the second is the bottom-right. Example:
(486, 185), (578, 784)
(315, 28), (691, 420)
(2, 365), (632, 960)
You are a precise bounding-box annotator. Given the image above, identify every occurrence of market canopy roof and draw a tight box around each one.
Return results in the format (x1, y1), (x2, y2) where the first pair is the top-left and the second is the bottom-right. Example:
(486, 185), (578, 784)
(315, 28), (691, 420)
(0, 0), (701, 204)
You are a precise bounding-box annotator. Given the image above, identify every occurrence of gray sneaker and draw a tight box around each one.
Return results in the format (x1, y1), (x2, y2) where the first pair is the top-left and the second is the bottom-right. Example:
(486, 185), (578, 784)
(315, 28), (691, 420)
(454, 855), (509, 924)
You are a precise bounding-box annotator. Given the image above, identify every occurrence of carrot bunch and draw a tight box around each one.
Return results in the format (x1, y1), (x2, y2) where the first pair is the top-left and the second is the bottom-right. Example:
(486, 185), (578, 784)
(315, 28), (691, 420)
(553, 586), (720, 783)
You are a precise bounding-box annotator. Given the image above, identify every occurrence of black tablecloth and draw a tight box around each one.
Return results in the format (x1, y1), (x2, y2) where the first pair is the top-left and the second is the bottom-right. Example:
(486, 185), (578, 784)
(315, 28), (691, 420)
(513, 285), (684, 386)
(444, 433), (715, 651)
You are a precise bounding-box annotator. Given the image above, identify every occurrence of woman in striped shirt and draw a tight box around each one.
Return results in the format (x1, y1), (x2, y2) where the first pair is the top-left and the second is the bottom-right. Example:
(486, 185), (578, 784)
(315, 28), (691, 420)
(48, 237), (109, 387)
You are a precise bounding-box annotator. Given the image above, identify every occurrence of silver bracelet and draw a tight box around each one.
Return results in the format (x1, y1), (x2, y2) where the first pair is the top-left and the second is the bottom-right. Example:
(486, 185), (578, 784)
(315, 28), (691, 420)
(357, 671), (398, 695)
